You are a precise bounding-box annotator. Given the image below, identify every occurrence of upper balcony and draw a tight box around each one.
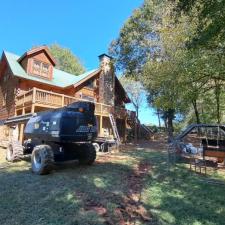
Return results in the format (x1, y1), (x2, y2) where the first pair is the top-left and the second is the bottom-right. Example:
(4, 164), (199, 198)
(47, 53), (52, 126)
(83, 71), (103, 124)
(15, 88), (135, 120)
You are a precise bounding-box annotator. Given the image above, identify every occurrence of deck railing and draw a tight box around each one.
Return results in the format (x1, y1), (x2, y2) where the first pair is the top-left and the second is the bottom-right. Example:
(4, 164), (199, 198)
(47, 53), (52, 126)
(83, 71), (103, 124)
(16, 90), (33, 107)
(15, 88), (132, 119)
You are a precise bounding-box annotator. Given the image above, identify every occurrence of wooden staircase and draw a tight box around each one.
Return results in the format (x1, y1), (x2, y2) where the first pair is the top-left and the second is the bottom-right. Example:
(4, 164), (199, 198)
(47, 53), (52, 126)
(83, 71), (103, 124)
(127, 115), (153, 140)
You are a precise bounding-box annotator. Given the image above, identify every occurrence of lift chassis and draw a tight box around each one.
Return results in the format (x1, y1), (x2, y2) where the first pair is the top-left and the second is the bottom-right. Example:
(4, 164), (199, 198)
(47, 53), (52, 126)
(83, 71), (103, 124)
(5, 101), (98, 175)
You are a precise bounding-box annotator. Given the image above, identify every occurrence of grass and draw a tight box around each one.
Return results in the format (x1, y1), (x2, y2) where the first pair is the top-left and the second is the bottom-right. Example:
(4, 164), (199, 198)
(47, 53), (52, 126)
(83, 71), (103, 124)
(0, 143), (225, 225)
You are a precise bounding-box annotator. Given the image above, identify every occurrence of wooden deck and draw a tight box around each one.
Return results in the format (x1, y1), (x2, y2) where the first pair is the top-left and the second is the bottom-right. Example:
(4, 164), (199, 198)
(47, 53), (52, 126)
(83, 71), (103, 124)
(15, 87), (134, 119)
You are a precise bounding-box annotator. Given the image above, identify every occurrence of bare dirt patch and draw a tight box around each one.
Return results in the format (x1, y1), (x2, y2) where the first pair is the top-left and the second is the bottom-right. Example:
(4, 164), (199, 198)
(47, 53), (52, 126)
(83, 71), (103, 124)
(80, 153), (153, 225)
(113, 161), (152, 225)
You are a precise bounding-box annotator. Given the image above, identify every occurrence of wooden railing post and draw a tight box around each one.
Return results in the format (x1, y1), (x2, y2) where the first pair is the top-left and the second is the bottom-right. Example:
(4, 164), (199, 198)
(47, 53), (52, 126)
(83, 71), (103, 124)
(32, 88), (36, 104)
(19, 107), (25, 143)
(100, 104), (103, 114)
(100, 115), (103, 136)
(62, 95), (65, 106)
(31, 88), (36, 113)
(23, 93), (25, 107)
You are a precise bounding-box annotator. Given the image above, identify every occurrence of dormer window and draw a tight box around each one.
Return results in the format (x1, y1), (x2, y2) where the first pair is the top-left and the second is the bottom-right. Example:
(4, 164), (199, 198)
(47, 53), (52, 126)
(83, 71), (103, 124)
(33, 60), (41, 73)
(18, 46), (55, 80)
(42, 63), (49, 75)
(32, 59), (50, 78)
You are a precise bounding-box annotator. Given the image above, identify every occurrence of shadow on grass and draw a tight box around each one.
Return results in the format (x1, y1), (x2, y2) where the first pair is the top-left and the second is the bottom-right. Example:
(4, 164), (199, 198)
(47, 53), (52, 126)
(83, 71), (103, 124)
(0, 155), (153, 225)
(124, 149), (225, 225)
(1, 147), (225, 225)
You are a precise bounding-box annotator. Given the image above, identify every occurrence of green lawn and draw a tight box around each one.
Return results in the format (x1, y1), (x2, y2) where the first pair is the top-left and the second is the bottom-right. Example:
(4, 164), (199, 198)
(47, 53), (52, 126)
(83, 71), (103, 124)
(0, 144), (225, 225)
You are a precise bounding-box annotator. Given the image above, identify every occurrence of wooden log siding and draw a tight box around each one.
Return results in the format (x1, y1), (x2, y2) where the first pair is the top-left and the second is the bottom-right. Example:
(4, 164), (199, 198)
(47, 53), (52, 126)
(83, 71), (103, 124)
(0, 68), (19, 120)
(15, 87), (130, 118)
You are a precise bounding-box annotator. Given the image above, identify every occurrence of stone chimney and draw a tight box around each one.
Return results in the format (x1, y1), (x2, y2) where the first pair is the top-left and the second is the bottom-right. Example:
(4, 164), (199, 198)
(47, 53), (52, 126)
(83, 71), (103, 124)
(98, 54), (115, 106)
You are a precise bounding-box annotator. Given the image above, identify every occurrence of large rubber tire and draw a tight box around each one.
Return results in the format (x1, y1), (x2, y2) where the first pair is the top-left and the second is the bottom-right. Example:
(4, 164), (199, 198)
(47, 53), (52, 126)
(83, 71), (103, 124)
(92, 142), (100, 152)
(6, 144), (14, 162)
(6, 141), (23, 162)
(31, 145), (54, 175)
(100, 142), (109, 152)
(78, 144), (96, 165)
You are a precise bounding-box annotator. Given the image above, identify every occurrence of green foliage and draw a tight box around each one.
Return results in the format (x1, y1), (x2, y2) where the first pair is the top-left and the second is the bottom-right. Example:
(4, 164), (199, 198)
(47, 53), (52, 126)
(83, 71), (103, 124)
(49, 44), (85, 75)
(110, 0), (225, 132)
(175, 0), (225, 48)
(119, 76), (145, 119)
(109, 0), (161, 77)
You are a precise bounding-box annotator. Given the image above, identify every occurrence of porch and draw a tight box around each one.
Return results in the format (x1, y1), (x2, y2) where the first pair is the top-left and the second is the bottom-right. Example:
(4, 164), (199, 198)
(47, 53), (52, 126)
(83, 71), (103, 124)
(15, 88), (130, 118)
(15, 88), (136, 142)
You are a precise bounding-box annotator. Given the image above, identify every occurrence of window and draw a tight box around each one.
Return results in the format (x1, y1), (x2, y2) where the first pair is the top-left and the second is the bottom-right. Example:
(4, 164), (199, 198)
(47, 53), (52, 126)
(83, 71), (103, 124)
(42, 63), (49, 75)
(81, 94), (94, 102)
(85, 80), (94, 89)
(33, 60), (41, 73)
(32, 60), (50, 78)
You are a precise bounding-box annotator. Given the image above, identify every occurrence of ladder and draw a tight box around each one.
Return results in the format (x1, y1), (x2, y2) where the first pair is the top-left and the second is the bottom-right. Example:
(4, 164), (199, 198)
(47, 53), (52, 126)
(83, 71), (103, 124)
(109, 113), (121, 144)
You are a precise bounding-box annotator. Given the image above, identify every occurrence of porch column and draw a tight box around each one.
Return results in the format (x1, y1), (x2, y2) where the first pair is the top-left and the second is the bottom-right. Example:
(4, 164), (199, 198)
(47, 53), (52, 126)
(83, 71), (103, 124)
(19, 124), (25, 143)
(62, 95), (65, 107)
(31, 105), (35, 113)
(19, 107), (25, 143)
(31, 87), (36, 113)
(99, 116), (103, 136)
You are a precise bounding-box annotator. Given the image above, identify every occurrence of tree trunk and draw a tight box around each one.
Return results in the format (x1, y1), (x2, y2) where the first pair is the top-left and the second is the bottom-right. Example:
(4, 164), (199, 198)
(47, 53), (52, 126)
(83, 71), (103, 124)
(136, 106), (139, 139)
(134, 106), (139, 144)
(167, 109), (174, 143)
(134, 119), (138, 145)
(157, 109), (161, 128)
(164, 118), (168, 130)
(214, 81), (221, 124)
(192, 100), (200, 124)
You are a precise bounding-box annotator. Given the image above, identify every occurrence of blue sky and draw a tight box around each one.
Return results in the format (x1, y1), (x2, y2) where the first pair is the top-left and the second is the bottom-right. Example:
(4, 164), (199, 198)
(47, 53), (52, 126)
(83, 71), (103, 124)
(0, 0), (159, 125)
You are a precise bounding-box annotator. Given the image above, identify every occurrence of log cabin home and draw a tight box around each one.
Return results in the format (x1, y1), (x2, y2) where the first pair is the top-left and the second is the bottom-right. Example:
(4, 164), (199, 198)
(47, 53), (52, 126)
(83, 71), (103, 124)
(0, 46), (136, 144)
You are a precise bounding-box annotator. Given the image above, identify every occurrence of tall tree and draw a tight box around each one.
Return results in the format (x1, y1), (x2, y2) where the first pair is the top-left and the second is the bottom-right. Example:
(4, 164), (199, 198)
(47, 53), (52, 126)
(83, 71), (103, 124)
(110, 0), (225, 140)
(109, 0), (159, 78)
(120, 76), (145, 122)
(110, 0), (192, 139)
(175, 0), (225, 48)
(174, 0), (225, 124)
(120, 76), (146, 142)
(49, 44), (85, 75)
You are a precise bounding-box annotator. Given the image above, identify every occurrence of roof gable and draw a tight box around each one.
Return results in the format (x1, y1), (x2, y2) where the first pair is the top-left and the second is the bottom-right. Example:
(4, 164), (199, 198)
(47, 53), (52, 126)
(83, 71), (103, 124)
(18, 46), (56, 66)
(73, 69), (100, 88)
(0, 53), (9, 78)
(3, 51), (99, 88)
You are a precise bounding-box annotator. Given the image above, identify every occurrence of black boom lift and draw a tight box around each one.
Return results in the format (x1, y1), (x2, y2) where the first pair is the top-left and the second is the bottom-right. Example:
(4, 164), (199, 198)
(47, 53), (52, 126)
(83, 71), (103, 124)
(4, 101), (98, 175)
